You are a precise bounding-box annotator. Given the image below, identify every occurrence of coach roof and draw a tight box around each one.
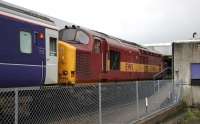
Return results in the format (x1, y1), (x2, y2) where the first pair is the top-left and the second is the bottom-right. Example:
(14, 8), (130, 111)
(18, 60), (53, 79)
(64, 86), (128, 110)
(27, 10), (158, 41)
(0, 1), (57, 29)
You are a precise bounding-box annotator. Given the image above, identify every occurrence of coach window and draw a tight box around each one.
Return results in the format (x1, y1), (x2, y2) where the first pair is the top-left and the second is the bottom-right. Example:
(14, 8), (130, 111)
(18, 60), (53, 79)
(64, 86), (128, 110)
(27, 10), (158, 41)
(20, 31), (32, 54)
(50, 37), (57, 56)
(94, 39), (101, 54)
(110, 51), (120, 70)
(75, 31), (89, 44)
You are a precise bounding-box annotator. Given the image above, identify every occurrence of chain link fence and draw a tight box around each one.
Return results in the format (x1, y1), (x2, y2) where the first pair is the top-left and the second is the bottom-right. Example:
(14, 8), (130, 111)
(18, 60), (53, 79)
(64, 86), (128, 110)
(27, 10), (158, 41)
(0, 80), (182, 124)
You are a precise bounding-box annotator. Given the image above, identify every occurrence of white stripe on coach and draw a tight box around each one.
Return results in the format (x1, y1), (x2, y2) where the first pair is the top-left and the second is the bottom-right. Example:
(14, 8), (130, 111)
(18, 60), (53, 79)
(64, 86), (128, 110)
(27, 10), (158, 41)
(0, 63), (56, 67)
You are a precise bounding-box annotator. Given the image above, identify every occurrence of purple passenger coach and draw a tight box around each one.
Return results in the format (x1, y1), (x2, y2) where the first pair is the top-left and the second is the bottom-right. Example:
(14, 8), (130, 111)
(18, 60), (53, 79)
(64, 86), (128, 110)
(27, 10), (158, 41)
(0, 1), (58, 87)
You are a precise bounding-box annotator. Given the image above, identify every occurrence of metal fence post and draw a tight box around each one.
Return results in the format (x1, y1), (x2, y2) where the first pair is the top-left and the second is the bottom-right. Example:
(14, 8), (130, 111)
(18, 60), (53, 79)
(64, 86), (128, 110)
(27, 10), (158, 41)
(172, 79), (176, 103)
(14, 88), (19, 124)
(157, 80), (160, 94)
(136, 81), (139, 119)
(180, 80), (183, 102)
(157, 80), (160, 108)
(99, 83), (102, 124)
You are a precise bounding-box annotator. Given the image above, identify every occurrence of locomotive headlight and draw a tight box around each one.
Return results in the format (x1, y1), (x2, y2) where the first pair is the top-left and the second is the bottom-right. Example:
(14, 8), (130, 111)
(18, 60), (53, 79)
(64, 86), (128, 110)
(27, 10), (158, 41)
(63, 71), (68, 75)
(71, 71), (75, 78)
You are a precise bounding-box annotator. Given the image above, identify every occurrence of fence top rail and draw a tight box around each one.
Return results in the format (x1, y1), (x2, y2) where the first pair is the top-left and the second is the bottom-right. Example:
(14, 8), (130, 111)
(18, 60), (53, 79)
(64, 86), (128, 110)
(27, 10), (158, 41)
(0, 80), (177, 91)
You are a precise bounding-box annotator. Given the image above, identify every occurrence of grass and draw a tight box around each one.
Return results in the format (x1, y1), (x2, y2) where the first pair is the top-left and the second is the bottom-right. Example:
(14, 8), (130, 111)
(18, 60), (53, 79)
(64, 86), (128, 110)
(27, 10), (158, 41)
(159, 102), (200, 124)
(181, 108), (200, 124)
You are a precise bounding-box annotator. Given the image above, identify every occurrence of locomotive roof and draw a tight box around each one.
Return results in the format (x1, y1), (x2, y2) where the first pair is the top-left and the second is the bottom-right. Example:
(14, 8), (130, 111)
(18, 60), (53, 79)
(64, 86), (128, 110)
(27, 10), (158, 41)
(92, 30), (143, 47)
(90, 30), (160, 54)
(0, 1), (57, 29)
(60, 26), (162, 56)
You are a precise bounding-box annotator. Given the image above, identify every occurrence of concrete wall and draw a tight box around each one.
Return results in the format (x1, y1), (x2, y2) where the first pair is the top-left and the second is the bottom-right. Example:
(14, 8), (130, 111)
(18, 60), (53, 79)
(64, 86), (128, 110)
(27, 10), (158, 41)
(173, 41), (200, 105)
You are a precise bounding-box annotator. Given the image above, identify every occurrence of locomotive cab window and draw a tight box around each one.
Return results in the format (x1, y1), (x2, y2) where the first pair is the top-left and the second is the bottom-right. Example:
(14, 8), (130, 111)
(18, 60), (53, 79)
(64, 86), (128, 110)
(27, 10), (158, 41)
(75, 31), (89, 44)
(110, 51), (120, 70)
(20, 31), (32, 54)
(93, 39), (101, 54)
(49, 37), (57, 56)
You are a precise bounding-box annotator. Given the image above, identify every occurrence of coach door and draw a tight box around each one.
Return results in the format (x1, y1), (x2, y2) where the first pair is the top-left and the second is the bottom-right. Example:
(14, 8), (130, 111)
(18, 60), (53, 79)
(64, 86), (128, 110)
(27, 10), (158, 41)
(45, 28), (58, 84)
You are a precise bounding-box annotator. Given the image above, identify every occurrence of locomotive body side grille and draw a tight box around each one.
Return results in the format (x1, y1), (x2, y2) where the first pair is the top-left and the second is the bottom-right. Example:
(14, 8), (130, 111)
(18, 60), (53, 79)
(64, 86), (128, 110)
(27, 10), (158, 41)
(76, 52), (91, 79)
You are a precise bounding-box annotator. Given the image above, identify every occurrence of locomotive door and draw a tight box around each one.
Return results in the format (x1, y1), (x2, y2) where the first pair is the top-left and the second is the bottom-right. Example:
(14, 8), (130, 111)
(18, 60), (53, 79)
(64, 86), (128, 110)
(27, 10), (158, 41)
(44, 28), (58, 84)
(93, 37), (107, 72)
(101, 39), (108, 73)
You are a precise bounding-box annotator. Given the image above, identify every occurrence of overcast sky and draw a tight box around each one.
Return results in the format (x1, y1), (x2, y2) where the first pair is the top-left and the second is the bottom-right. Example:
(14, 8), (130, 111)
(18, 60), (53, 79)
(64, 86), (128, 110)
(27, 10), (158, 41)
(5, 0), (200, 44)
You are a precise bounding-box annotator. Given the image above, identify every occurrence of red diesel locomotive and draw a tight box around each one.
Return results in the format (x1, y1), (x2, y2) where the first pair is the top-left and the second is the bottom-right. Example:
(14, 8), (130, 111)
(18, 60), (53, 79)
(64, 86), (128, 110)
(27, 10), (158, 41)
(58, 26), (163, 85)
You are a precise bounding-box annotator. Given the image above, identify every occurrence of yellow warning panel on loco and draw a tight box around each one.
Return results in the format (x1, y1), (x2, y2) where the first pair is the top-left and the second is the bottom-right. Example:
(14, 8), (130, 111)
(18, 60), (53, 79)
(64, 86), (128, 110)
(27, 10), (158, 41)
(58, 41), (76, 85)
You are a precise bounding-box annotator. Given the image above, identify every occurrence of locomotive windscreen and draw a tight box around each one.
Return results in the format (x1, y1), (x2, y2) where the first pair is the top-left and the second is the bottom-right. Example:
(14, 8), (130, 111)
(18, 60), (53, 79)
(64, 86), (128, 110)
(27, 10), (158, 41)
(59, 29), (76, 41)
